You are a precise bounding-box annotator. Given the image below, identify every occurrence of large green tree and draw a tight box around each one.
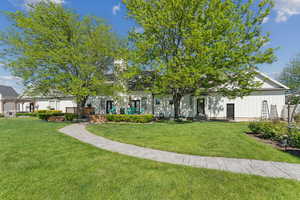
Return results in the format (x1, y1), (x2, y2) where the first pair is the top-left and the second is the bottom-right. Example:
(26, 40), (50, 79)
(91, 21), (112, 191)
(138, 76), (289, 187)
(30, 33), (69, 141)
(0, 2), (122, 112)
(279, 54), (300, 91)
(123, 0), (275, 119)
(279, 54), (300, 120)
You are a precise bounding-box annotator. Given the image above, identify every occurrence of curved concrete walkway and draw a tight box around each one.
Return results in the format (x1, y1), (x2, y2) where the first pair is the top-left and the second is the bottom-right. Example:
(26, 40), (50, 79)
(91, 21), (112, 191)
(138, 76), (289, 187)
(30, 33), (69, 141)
(60, 124), (300, 181)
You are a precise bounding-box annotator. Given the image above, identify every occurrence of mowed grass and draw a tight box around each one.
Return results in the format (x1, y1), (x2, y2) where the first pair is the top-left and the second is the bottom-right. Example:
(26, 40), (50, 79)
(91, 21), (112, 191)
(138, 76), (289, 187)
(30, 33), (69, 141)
(88, 122), (300, 163)
(2, 119), (300, 200)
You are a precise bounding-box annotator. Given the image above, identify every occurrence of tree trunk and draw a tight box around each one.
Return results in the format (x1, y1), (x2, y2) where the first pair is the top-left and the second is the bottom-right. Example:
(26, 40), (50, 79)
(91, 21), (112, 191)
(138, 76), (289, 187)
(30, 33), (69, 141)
(173, 93), (182, 120)
(152, 93), (155, 115)
(76, 96), (88, 117)
(291, 103), (299, 122)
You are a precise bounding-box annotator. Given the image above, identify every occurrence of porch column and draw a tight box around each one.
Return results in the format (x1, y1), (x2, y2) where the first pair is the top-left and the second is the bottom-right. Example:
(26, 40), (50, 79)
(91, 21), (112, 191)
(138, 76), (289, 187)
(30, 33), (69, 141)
(0, 100), (3, 114)
(14, 101), (17, 113)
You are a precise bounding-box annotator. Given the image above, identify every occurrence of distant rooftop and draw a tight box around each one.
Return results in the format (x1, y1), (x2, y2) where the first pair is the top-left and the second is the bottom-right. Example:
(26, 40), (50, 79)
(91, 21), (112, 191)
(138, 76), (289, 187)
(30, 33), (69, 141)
(0, 85), (19, 99)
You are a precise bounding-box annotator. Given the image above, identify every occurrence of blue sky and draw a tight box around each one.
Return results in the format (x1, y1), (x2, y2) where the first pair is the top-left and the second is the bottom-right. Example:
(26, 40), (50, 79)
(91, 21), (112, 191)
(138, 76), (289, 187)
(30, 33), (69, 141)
(0, 0), (300, 92)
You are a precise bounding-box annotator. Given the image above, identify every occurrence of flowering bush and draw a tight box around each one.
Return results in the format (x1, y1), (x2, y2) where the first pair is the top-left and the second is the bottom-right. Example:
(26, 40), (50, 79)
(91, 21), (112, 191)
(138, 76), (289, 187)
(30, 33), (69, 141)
(248, 121), (300, 148)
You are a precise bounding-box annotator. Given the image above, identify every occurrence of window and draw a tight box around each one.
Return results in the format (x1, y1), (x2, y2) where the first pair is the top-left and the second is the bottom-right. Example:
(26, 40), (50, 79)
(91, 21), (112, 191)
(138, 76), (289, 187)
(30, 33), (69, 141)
(189, 96), (194, 107)
(197, 98), (205, 115)
(155, 98), (161, 105)
(130, 100), (141, 113)
(169, 99), (173, 105)
(106, 100), (114, 114)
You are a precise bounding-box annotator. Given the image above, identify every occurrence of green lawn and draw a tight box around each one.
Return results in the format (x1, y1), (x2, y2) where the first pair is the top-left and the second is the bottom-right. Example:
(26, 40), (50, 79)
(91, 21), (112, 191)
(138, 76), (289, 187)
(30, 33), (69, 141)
(87, 122), (300, 163)
(2, 119), (300, 200)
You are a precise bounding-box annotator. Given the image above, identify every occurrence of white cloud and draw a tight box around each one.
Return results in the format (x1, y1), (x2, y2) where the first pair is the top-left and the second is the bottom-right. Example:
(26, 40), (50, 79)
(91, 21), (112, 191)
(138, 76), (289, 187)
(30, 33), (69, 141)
(25, 0), (64, 5)
(112, 3), (121, 15)
(274, 0), (300, 22)
(134, 26), (144, 33)
(9, 0), (64, 9)
(262, 16), (269, 24)
(0, 64), (23, 91)
(0, 75), (23, 92)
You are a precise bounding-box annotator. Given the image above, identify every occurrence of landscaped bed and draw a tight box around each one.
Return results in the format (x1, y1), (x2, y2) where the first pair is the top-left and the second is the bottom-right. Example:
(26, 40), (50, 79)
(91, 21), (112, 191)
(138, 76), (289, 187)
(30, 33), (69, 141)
(87, 121), (300, 164)
(1, 118), (300, 199)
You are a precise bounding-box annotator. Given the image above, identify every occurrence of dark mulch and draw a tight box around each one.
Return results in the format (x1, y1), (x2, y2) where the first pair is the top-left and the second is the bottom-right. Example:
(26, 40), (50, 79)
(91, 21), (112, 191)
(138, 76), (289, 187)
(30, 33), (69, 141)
(246, 132), (300, 158)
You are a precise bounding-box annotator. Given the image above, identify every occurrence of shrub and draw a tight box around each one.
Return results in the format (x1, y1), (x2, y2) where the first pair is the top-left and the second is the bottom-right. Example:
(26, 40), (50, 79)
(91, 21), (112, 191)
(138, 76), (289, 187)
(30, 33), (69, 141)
(36, 110), (48, 114)
(16, 112), (37, 117)
(106, 114), (154, 123)
(248, 121), (287, 139)
(247, 120), (300, 148)
(0, 114), (4, 118)
(65, 113), (78, 121)
(38, 113), (52, 120)
(248, 121), (262, 133)
(37, 110), (63, 121)
(294, 114), (300, 123)
(288, 129), (300, 148)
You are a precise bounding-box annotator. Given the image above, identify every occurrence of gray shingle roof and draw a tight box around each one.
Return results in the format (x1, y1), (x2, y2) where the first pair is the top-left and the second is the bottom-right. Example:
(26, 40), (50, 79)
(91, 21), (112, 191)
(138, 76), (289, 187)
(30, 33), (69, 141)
(0, 85), (19, 99)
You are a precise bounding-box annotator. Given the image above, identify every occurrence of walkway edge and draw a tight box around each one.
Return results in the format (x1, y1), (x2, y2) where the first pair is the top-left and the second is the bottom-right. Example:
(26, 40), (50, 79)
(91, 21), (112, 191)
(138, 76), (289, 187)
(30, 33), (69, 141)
(59, 123), (300, 181)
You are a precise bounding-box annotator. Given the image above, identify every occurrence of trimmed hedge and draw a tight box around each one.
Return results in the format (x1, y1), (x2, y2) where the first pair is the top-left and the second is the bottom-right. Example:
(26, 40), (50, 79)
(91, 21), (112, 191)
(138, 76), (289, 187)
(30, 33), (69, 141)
(65, 113), (78, 121)
(248, 121), (300, 148)
(36, 110), (49, 114)
(38, 110), (64, 121)
(16, 112), (37, 117)
(106, 114), (154, 123)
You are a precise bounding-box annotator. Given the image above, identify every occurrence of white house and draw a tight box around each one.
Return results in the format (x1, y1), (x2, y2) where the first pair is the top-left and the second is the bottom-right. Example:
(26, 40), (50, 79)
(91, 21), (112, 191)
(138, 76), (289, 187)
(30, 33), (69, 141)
(19, 70), (288, 121)
(84, 71), (288, 121)
(0, 85), (19, 116)
(19, 96), (76, 113)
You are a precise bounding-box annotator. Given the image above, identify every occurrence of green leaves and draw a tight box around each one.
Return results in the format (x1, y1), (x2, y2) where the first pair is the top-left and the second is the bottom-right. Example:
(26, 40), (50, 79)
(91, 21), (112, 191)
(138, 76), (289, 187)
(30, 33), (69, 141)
(0, 2), (123, 106)
(124, 0), (275, 97)
(123, 0), (275, 117)
(279, 54), (300, 91)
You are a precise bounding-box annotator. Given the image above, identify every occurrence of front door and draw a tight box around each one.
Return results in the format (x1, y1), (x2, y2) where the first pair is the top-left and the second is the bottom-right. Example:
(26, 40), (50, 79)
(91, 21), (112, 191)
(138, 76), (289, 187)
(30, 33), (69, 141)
(106, 101), (113, 114)
(130, 100), (141, 114)
(226, 104), (235, 120)
(197, 98), (205, 116)
(29, 103), (35, 113)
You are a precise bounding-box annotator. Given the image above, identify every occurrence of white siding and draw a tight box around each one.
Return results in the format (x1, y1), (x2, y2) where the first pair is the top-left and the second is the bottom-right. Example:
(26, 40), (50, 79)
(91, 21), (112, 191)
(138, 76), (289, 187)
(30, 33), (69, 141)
(24, 99), (77, 113)
(207, 90), (286, 120)
(36, 100), (49, 110)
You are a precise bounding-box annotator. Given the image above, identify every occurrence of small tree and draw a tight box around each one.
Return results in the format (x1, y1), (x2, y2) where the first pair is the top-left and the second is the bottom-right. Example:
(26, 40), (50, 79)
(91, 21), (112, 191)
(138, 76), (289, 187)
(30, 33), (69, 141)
(123, 0), (276, 119)
(0, 2), (122, 113)
(279, 54), (300, 120)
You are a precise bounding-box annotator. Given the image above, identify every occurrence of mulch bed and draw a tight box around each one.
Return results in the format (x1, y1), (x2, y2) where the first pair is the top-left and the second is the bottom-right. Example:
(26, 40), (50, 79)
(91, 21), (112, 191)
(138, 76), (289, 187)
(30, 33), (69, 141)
(246, 132), (300, 157)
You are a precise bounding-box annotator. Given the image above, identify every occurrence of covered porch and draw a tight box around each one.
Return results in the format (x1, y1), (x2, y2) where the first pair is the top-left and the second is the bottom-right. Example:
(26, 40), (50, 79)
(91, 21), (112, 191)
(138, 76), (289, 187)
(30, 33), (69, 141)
(0, 98), (34, 117)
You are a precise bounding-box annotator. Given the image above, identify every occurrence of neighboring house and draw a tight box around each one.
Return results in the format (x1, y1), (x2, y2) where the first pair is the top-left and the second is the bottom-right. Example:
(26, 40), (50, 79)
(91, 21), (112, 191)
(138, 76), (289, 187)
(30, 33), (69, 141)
(0, 85), (19, 115)
(19, 95), (76, 113)
(20, 70), (289, 121)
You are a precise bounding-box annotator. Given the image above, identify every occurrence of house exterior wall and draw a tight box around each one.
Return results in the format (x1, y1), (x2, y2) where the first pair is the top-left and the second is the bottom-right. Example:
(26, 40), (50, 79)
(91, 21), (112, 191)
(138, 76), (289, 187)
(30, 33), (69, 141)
(18, 72), (287, 120)
(87, 92), (154, 115)
(206, 90), (286, 121)
(86, 90), (286, 121)
(0, 101), (3, 114)
(18, 89), (286, 121)
(21, 98), (76, 113)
